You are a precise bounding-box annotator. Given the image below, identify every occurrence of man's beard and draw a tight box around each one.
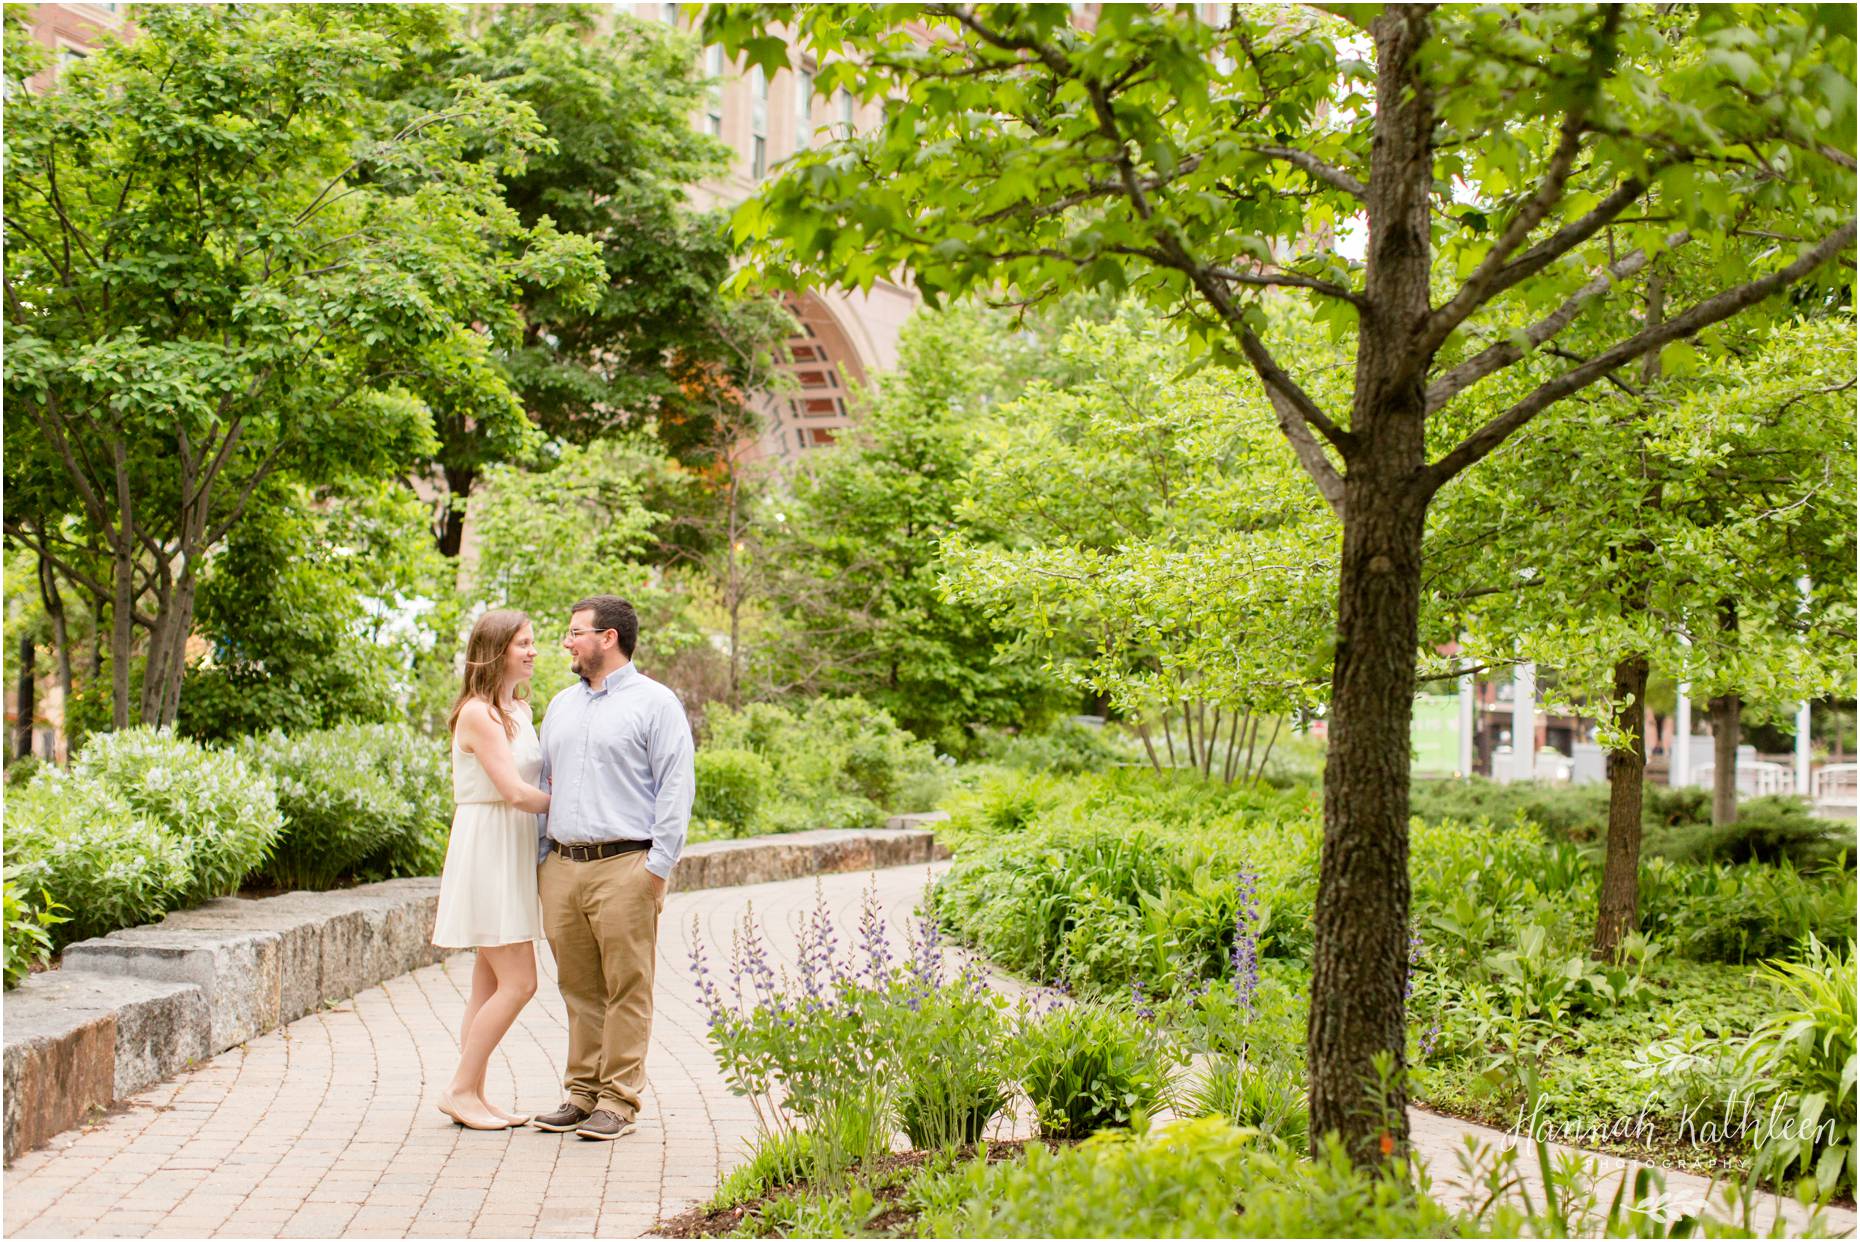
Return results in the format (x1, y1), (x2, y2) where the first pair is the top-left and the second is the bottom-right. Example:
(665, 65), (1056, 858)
(569, 651), (588, 679)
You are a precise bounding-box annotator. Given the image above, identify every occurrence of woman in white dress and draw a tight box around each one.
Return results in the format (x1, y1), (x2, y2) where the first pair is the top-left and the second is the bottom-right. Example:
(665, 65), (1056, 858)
(432, 609), (550, 1130)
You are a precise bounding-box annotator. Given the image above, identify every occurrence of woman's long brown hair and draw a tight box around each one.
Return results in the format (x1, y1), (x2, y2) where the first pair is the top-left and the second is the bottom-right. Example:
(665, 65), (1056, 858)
(447, 609), (532, 740)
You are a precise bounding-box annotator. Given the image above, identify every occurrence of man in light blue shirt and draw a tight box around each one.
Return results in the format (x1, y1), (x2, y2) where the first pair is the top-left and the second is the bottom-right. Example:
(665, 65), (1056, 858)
(529, 595), (694, 1142)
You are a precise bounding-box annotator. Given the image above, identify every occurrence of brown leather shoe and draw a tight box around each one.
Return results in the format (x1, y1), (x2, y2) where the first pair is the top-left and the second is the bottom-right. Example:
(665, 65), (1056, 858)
(574, 1109), (636, 1141)
(530, 1101), (592, 1132)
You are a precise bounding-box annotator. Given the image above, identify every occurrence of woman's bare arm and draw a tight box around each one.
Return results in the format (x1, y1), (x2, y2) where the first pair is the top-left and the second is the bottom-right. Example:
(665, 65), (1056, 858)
(457, 701), (550, 813)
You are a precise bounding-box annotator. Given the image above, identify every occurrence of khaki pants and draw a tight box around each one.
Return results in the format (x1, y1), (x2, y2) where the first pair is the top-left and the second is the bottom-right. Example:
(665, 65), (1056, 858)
(540, 850), (664, 1121)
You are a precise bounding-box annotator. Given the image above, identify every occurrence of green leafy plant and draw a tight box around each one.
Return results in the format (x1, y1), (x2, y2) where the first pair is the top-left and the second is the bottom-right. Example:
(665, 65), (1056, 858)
(3, 868), (67, 988)
(5, 773), (191, 946)
(1187, 1053), (1310, 1155)
(237, 729), (412, 890)
(890, 978), (1011, 1150)
(1010, 1001), (1169, 1141)
(706, 1129), (813, 1212)
(1747, 936), (1857, 1199)
(702, 697), (942, 832)
(72, 726), (282, 904)
(692, 747), (775, 838)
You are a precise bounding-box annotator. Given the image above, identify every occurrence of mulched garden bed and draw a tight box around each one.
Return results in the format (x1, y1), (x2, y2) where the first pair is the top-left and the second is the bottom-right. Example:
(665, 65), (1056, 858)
(652, 1138), (1066, 1239)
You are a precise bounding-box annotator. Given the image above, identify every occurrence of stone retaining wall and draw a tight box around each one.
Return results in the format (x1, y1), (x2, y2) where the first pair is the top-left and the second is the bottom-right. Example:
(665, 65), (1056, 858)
(2, 826), (941, 1163)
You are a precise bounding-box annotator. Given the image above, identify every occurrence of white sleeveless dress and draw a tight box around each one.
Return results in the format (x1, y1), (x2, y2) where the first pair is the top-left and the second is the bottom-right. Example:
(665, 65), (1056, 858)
(431, 712), (545, 948)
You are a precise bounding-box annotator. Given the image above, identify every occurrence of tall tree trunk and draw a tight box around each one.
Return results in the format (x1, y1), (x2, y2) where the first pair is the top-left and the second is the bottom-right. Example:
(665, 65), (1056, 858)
(38, 556), (74, 717)
(139, 570), (199, 728)
(14, 632), (36, 762)
(1593, 655), (1649, 959)
(89, 590), (106, 682)
(1710, 691), (1741, 826)
(1593, 272), (1662, 961)
(110, 544), (135, 729)
(1135, 721), (1163, 775)
(1309, 474), (1427, 1163)
(1256, 716), (1283, 784)
(1306, 4), (1434, 1165)
(437, 462), (476, 558)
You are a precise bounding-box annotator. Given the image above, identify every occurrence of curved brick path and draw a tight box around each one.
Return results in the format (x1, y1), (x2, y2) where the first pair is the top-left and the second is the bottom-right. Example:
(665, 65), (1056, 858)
(5, 863), (1851, 1239)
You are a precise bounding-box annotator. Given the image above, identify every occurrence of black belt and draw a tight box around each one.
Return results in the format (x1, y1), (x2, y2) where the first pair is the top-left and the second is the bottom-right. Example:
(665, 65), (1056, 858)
(550, 838), (650, 862)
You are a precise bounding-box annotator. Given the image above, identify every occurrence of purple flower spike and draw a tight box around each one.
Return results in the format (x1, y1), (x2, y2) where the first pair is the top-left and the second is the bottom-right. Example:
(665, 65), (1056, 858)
(1232, 866), (1261, 1023)
(856, 877), (892, 986)
(687, 916), (727, 1028)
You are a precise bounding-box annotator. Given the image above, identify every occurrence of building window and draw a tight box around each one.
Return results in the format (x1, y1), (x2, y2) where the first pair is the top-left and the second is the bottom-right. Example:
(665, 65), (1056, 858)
(804, 427), (838, 447)
(705, 45), (725, 138)
(798, 397), (845, 419)
(795, 65), (814, 150)
(750, 66), (768, 179)
(661, 3), (680, 23)
(837, 88), (855, 137)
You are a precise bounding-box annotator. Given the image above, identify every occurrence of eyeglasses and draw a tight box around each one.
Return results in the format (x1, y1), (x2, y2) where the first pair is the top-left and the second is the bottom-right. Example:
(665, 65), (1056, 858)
(564, 627), (615, 640)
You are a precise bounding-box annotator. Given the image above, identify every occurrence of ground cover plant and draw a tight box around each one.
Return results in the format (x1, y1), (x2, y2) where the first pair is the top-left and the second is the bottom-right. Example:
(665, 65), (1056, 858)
(678, 861), (1851, 1238)
(929, 767), (1858, 1198)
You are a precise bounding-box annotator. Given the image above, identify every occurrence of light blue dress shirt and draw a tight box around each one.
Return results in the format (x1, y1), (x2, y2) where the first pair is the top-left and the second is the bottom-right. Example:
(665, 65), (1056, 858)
(537, 664), (695, 880)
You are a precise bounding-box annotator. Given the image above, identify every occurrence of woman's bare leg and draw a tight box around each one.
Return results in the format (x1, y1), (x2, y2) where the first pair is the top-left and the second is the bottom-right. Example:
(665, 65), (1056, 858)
(441, 942), (538, 1127)
(456, 952), (525, 1122)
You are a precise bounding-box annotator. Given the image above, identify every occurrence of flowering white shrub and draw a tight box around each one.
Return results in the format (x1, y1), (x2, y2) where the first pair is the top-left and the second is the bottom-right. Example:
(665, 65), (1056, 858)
(5, 770), (190, 946)
(73, 727), (282, 905)
(238, 722), (450, 888)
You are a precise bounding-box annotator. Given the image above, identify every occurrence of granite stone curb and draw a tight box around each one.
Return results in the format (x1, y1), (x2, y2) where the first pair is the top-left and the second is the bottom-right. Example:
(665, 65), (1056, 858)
(669, 826), (948, 892)
(3, 826), (942, 1163)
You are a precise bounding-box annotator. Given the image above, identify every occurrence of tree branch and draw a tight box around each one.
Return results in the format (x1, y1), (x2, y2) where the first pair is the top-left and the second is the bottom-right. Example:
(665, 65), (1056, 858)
(1426, 229), (1689, 413)
(1211, 266), (1366, 306)
(1425, 219), (1856, 491)
(1247, 144), (1367, 200)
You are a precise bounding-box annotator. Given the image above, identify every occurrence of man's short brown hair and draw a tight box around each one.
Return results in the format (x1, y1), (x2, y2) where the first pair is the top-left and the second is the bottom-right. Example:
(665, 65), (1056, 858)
(571, 595), (639, 658)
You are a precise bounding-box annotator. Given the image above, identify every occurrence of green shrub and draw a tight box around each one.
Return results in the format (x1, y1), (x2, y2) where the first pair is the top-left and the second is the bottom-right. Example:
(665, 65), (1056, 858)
(3, 868), (66, 988)
(977, 721), (1134, 775)
(5, 773), (191, 946)
(238, 723), (452, 887)
(238, 732), (407, 890)
(5, 754), (43, 788)
(350, 722), (451, 878)
(1645, 796), (1856, 871)
(1748, 937), (1856, 1199)
(1640, 857), (1855, 964)
(72, 726), (281, 904)
(1187, 1051), (1309, 1154)
(707, 1129), (813, 1211)
(890, 979), (1011, 1150)
(703, 697), (942, 833)
(1409, 777), (1610, 841)
(1011, 1002), (1170, 1140)
(692, 747), (774, 838)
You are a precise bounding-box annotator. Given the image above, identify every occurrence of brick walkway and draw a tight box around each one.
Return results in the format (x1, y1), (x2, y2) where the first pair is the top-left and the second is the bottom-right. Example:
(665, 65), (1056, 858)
(5, 863), (1851, 1239)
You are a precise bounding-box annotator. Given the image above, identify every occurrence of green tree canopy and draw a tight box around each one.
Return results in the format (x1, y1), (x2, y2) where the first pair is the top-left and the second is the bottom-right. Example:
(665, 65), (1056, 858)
(379, 5), (791, 554)
(758, 306), (1072, 750)
(3, 4), (602, 728)
(943, 306), (1339, 779)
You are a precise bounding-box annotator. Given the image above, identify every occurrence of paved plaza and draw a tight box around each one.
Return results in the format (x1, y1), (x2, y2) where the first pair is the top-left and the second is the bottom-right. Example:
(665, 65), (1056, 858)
(4, 864), (1851, 1239)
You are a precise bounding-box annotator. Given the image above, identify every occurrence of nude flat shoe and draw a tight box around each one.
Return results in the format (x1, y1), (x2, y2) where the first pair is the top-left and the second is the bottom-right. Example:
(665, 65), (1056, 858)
(436, 1093), (509, 1131)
